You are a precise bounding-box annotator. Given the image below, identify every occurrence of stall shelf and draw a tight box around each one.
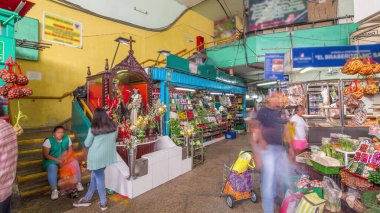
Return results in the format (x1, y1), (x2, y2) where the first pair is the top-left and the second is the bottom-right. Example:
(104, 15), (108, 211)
(283, 79), (379, 145)
(150, 67), (246, 136)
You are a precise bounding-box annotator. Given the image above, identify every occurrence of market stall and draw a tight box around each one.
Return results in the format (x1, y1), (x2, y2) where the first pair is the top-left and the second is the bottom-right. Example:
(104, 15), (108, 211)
(150, 67), (246, 142)
(283, 54), (380, 212)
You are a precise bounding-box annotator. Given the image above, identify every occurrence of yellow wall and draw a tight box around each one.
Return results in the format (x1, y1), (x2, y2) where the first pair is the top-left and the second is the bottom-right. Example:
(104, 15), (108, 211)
(13, 0), (214, 128)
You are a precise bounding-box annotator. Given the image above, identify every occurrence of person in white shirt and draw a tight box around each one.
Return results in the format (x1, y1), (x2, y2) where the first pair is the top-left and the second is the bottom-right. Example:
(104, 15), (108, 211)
(290, 105), (308, 155)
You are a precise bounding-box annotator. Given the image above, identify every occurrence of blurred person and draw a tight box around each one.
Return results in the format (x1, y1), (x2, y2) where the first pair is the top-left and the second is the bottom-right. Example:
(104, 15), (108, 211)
(256, 92), (293, 213)
(42, 126), (84, 200)
(290, 105), (308, 156)
(73, 108), (118, 211)
(0, 120), (18, 213)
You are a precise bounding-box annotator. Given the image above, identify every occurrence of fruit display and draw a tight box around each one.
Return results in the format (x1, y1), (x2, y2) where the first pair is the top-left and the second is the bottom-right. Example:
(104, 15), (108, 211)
(341, 57), (362, 75)
(178, 111), (187, 120)
(0, 85), (9, 96)
(365, 76), (379, 95)
(342, 56), (380, 76)
(2, 72), (17, 83)
(359, 57), (373, 76)
(0, 56), (33, 99)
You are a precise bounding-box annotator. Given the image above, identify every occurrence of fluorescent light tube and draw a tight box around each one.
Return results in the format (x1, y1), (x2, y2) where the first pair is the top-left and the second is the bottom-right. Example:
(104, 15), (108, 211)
(175, 87), (195, 92)
(257, 81), (277, 87)
(225, 93), (234, 96)
(210, 92), (222, 95)
(300, 67), (313, 74)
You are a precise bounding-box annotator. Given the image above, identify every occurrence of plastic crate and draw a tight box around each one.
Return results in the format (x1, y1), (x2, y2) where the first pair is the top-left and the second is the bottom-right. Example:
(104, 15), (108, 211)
(311, 160), (341, 175)
(225, 130), (237, 139)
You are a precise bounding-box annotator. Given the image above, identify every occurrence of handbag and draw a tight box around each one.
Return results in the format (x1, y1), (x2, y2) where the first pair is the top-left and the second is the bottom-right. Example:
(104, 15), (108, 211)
(231, 151), (255, 173)
(296, 192), (326, 213)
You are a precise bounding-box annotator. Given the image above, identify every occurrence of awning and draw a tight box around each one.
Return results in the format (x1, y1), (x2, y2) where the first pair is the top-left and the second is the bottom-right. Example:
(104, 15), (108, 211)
(0, 0), (34, 18)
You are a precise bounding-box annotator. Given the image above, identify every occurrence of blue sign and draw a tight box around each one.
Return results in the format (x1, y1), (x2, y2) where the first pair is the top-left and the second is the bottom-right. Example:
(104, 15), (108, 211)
(283, 75), (289, 82)
(264, 53), (284, 80)
(293, 44), (380, 68)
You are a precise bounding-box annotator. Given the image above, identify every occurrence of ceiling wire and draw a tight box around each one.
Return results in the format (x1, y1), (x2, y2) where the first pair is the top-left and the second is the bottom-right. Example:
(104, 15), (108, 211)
(216, 0), (230, 19)
(222, 0), (233, 18)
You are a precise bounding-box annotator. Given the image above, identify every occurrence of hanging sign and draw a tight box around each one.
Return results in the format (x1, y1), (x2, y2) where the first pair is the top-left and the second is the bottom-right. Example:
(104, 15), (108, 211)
(189, 61), (198, 74)
(249, 0), (308, 30)
(293, 44), (380, 68)
(42, 11), (82, 48)
(264, 53), (285, 80)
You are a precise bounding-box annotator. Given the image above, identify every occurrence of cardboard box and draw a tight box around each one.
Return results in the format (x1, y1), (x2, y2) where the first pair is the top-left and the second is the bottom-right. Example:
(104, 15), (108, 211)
(307, 0), (338, 22)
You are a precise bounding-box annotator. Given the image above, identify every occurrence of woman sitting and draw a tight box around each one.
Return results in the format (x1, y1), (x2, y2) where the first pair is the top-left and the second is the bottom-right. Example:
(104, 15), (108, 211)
(42, 126), (84, 200)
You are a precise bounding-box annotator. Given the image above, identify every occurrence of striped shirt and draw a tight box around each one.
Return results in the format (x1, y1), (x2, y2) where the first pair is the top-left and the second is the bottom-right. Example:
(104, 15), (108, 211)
(0, 120), (17, 202)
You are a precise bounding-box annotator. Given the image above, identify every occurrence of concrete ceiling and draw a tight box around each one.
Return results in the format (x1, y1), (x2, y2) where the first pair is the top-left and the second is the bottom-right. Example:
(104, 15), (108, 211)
(221, 63), (264, 83)
(191, 0), (244, 21)
(54, 0), (206, 30)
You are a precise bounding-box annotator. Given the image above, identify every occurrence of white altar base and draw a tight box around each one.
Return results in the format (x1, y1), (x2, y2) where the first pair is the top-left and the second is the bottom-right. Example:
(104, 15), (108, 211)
(105, 136), (192, 198)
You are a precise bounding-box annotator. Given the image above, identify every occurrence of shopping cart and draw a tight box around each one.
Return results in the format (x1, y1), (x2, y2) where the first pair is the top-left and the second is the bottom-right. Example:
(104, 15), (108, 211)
(220, 151), (257, 208)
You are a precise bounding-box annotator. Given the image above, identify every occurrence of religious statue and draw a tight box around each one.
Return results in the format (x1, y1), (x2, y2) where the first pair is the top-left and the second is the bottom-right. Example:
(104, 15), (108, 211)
(128, 88), (142, 125)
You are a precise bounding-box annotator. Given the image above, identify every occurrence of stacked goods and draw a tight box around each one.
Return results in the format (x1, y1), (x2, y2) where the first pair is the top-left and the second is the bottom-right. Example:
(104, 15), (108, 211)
(340, 141), (380, 190)
(0, 56), (33, 99)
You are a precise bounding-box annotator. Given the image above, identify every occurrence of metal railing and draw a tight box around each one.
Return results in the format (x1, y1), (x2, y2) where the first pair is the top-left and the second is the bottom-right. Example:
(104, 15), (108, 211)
(21, 90), (74, 101)
(79, 99), (93, 119)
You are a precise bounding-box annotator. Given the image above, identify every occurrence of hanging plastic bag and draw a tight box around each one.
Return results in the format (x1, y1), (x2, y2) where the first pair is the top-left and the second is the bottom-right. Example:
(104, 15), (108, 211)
(323, 176), (342, 212)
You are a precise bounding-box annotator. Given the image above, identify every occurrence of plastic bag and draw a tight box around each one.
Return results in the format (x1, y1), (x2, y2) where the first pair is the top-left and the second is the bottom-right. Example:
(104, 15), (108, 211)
(323, 176), (342, 212)
(280, 190), (303, 213)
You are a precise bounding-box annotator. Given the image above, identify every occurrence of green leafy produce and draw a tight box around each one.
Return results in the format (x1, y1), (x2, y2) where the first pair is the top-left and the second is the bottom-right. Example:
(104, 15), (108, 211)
(189, 120), (201, 135)
(333, 152), (344, 166)
(170, 119), (183, 146)
(321, 144), (332, 157)
(368, 171), (380, 184)
(349, 162), (359, 173)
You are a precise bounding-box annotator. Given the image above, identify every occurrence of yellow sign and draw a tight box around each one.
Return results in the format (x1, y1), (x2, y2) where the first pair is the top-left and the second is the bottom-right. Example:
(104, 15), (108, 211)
(42, 11), (82, 48)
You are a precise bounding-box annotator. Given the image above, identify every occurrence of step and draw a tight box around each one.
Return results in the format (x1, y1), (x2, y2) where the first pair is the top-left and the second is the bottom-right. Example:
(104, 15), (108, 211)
(18, 143), (81, 155)
(17, 159), (42, 167)
(18, 134), (76, 145)
(17, 166), (44, 177)
(17, 172), (47, 184)
(19, 173), (91, 198)
(17, 151), (85, 168)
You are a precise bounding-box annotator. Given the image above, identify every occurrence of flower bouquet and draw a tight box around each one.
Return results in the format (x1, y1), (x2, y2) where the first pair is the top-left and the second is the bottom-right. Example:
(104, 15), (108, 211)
(154, 102), (167, 135)
(180, 125), (195, 137)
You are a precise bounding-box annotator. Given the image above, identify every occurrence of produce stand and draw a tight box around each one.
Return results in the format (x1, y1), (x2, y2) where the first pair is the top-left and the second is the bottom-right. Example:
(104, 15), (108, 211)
(150, 66), (246, 145)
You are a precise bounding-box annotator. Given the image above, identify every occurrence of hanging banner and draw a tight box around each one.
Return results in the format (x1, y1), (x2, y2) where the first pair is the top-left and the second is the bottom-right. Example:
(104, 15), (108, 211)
(42, 11), (82, 48)
(293, 44), (380, 68)
(264, 53), (284, 80)
(249, 0), (308, 30)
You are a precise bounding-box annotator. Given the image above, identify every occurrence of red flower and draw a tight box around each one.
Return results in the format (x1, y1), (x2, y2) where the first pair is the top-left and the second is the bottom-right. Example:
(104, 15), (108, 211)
(155, 116), (159, 121)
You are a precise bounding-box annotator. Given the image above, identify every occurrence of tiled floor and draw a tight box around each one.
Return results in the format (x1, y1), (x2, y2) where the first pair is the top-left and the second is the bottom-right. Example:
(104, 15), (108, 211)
(16, 135), (265, 213)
